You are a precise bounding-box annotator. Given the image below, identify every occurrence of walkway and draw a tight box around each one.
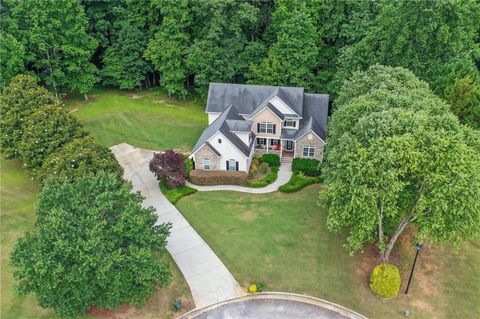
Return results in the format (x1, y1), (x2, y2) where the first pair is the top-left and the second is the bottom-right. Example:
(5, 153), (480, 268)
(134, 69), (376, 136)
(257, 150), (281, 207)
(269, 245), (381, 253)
(180, 292), (368, 319)
(186, 162), (292, 194)
(111, 143), (244, 309)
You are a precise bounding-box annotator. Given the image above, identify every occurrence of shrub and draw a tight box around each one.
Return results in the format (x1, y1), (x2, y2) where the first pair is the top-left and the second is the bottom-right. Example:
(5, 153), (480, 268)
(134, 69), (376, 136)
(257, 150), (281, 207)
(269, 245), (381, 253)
(0, 75), (56, 159)
(261, 154), (280, 167)
(183, 155), (193, 178)
(279, 173), (317, 193)
(18, 104), (88, 173)
(10, 173), (172, 318)
(248, 156), (261, 178)
(150, 150), (186, 188)
(189, 170), (248, 186)
(159, 180), (197, 204)
(292, 158), (321, 176)
(369, 264), (401, 299)
(248, 284), (257, 293)
(259, 162), (269, 174)
(36, 136), (123, 182)
(257, 282), (265, 292)
(244, 180), (269, 188)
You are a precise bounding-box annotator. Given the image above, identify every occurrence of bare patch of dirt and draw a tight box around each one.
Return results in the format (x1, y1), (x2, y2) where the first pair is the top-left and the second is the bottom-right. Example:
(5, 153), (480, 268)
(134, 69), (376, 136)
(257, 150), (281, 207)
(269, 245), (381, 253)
(238, 211), (257, 222)
(87, 304), (133, 318)
(69, 107), (79, 113)
(128, 93), (143, 99)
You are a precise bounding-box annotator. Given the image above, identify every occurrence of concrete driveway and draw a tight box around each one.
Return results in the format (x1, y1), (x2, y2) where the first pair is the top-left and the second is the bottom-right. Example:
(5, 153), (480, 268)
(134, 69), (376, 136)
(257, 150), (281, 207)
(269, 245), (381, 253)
(111, 143), (244, 308)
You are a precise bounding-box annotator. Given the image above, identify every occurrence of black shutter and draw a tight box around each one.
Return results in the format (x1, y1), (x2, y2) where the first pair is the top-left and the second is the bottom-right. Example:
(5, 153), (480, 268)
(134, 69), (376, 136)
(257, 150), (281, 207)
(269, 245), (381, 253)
(226, 161), (229, 170)
(270, 139), (274, 146)
(293, 121), (296, 128)
(273, 124), (276, 134)
(236, 161), (239, 171)
(257, 123), (260, 133)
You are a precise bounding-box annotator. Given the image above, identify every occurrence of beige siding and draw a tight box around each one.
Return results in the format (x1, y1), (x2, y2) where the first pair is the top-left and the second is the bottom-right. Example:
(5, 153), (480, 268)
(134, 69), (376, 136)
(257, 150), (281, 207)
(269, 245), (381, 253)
(294, 131), (325, 161)
(250, 107), (282, 138)
(194, 144), (220, 170)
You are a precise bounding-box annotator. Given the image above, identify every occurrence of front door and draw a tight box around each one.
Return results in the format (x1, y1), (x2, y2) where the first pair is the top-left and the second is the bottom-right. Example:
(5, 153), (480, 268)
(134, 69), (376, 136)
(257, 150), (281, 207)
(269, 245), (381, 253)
(285, 140), (293, 151)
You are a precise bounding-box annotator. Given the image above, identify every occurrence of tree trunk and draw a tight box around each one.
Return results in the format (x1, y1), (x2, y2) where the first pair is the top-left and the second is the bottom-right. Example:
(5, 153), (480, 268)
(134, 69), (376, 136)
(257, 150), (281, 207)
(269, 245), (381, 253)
(46, 50), (58, 99)
(377, 204), (385, 260)
(84, 93), (89, 101)
(382, 215), (411, 262)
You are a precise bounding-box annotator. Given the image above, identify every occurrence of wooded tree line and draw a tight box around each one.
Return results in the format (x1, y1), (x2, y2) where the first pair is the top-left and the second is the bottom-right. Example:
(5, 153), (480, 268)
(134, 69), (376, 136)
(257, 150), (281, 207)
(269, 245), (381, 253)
(1, 0), (479, 126)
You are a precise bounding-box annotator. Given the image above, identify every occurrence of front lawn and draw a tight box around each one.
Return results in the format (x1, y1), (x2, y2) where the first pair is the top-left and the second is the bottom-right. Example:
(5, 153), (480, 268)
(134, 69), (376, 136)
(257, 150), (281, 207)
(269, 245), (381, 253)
(176, 186), (480, 319)
(64, 88), (207, 152)
(0, 156), (194, 319)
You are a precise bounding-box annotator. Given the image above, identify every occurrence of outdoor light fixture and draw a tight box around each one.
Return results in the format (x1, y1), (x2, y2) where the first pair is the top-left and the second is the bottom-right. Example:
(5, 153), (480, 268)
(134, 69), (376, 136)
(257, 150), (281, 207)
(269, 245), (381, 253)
(405, 242), (423, 294)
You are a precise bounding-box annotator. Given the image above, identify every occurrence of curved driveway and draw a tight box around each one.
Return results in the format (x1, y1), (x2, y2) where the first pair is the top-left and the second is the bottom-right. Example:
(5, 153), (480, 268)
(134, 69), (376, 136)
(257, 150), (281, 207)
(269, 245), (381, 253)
(111, 143), (244, 308)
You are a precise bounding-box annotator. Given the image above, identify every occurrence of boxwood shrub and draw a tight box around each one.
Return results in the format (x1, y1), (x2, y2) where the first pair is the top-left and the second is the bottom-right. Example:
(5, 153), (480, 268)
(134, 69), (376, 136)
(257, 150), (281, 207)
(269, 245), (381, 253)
(261, 154), (280, 167)
(279, 173), (317, 193)
(369, 263), (401, 299)
(292, 158), (321, 176)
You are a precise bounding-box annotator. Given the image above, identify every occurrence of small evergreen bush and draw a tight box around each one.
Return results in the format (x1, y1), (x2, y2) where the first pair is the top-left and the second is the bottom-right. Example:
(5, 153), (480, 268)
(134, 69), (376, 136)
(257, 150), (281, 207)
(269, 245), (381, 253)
(261, 154), (280, 167)
(369, 264), (401, 299)
(292, 158), (321, 176)
(259, 162), (269, 174)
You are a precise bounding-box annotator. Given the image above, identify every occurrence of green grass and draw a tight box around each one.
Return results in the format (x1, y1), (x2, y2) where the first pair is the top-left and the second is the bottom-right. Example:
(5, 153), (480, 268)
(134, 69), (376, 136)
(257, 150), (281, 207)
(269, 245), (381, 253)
(159, 180), (197, 204)
(0, 156), (194, 319)
(64, 88), (207, 151)
(176, 185), (480, 319)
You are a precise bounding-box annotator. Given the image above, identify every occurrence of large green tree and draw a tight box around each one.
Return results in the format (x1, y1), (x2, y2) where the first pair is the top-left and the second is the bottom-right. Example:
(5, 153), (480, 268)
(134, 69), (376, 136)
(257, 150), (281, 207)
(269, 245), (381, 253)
(145, 0), (191, 97)
(444, 75), (480, 129)
(11, 173), (171, 318)
(11, 0), (98, 99)
(37, 136), (123, 182)
(337, 0), (480, 95)
(18, 104), (88, 173)
(322, 66), (480, 262)
(0, 75), (56, 159)
(187, 0), (259, 94)
(249, 0), (319, 89)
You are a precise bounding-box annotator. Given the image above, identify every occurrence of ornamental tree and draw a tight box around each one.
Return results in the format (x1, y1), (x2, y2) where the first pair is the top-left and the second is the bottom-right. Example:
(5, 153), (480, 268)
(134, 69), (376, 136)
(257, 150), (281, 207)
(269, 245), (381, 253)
(149, 150), (186, 188)
(444, 75), (480, 130)
(0, 75), (56, 158)
(18, 104), (88, 174)
(322, 66), (480, 262)
(10, 173), (171, 318)
(37, 136), (123, 182)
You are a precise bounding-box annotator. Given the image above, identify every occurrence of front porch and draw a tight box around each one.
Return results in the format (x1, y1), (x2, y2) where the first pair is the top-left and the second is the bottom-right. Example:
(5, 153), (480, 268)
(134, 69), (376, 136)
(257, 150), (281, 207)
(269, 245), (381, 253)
(254, 137), (295, 158)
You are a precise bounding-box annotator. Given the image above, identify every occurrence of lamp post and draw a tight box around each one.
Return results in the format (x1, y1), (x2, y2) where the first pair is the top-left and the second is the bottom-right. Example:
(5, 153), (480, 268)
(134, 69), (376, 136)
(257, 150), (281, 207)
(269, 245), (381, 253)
(405, 242), (423, 294)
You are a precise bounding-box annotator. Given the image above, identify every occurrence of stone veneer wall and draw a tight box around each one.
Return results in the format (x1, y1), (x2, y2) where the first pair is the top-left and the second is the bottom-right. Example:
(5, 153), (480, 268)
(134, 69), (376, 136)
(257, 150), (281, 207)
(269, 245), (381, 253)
(294, 131), (325, 161)
(194, 144), (220, 170)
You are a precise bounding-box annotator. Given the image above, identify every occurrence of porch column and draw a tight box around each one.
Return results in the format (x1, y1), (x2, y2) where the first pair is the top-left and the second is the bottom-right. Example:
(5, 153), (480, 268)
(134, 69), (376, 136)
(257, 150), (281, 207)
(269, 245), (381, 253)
(266, 137), (269, 154)
(280, 139), (283, 159)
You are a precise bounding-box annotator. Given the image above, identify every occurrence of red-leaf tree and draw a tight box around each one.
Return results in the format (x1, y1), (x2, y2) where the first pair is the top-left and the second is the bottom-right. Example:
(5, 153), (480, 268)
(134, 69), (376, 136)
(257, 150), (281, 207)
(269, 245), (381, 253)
(149, 150), (185, 188)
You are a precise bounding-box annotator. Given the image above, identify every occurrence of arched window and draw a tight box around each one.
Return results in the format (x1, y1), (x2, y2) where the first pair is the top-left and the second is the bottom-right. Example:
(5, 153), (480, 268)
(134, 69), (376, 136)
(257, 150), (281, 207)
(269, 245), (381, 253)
(203, 158), (211, 170)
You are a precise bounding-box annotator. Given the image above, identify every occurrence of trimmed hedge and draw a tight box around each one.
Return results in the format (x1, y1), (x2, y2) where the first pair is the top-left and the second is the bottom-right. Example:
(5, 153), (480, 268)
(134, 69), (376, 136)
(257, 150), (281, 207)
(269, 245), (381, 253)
(369, 264), (401, 299)
(292, 158), (321, 176)
(261, 154), (280, 167)
(190, 169), (248, 186)
(159, 180), (197, 204)
(244, 163), (279, 188)
(279, 173), (317, 193)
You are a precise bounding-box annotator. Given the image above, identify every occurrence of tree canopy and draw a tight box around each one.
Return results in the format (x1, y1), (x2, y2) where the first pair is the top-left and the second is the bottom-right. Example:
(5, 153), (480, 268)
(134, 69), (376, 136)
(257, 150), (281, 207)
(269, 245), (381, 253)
(322, 65), (480, 262)
(11, 173), (171, 318)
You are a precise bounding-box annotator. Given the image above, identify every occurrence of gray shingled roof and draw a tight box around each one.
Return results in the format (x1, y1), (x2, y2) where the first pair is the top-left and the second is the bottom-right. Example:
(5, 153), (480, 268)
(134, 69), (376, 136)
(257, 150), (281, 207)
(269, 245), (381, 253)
(226, 119), (252, 132)
(295, 116), (327, 141)
(192, 105), (253, 157)
(207, 83), (304, 116)
(281, 128), (297, 139)
(204, 141), (221, 157)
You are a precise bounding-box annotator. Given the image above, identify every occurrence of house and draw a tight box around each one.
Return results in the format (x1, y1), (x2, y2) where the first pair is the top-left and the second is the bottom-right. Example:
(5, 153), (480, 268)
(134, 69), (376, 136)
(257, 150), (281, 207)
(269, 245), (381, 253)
(190, 83), (329, 173)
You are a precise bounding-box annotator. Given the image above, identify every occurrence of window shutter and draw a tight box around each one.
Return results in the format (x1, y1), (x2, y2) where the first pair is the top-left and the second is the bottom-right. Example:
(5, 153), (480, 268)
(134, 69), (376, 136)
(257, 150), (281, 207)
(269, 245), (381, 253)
(226, 161), (229, 170)
(273, 124), (276, 134)
(257, 123), (260, 132)
(293, 121), (296, 128)
(236, 161), (239, 171)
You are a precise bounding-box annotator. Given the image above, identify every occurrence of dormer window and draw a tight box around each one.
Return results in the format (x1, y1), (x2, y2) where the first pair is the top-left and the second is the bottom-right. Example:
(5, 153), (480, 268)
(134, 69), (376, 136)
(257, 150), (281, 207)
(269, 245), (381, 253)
(284, 119), (296, 128)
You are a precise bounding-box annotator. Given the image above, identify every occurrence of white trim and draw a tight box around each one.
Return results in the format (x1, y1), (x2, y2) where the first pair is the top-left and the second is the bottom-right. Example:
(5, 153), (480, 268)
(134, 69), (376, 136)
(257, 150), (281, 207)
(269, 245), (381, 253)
(302, 145), (316, 158)
(248, 105), (284, 122)
(202, 158), (211, 170)
(206, 132), (252, 159)
(294, 129), (325, 144)
(269, 96), (300, 117)
(190, 142), (221, 158)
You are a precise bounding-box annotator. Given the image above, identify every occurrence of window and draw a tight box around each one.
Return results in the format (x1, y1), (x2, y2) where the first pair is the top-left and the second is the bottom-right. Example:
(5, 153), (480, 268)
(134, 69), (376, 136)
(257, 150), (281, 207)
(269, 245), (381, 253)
(227, 159), (237, 171)
(258, 122), (276, 134)
(303, 146), (315, 158)
(256, 137), (266, 145)
(284, 119), (296, 128)
(218, 138), (222, 144)
(203, 158), (211, 170)
(270, 139), (279, 146)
